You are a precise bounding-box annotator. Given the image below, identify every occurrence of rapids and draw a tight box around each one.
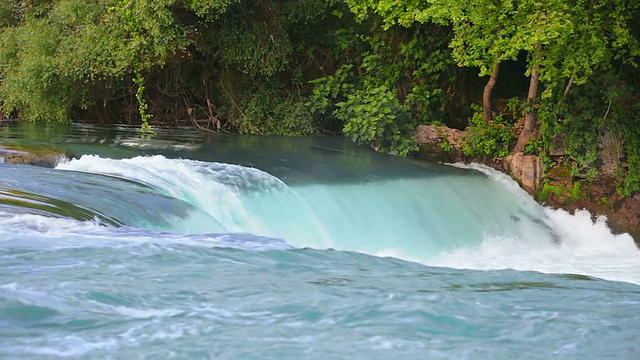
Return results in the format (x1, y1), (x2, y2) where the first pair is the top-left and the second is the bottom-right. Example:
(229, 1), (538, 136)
(1, 124), (639, 359)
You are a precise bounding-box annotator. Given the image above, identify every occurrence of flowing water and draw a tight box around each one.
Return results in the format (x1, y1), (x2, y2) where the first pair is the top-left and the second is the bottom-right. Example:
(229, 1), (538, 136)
(1, 123), (639, 359)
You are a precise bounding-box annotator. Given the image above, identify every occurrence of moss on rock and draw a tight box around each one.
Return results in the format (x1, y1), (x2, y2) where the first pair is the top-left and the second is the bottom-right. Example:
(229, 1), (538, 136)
(0, 144), (69, 167)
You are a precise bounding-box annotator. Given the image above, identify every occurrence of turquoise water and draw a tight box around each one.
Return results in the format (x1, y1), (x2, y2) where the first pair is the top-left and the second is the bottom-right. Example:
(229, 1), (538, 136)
(1, 124), (640, 359)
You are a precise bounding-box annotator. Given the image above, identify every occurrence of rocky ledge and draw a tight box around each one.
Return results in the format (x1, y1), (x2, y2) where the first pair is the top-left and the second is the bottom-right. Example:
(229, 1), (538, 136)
(415, 124), (640, 244)
(0, 144), (69, 167)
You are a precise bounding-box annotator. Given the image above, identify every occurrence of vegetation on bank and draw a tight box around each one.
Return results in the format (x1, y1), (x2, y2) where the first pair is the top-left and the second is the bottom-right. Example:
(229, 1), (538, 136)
(1, 0), (640, 195)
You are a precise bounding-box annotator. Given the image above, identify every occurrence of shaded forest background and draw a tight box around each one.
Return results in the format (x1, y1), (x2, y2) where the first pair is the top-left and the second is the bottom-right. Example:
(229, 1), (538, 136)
(2, 0), (640, 196)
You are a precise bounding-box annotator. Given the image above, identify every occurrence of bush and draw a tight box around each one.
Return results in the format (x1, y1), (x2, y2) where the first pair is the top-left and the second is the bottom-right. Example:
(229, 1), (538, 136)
(618, 110), (640, 196)
(308, 65), (417, 156)
(462, 109), (513, 158)
(337, 82), (417, 156)
(238, 85), (315, 136)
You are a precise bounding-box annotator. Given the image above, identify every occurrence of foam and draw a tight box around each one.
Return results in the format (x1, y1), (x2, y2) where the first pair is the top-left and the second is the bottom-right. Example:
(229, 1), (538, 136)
(52, 156), (640, 284)
(425, 164), (640, 285)
(0, 212), (291, 251)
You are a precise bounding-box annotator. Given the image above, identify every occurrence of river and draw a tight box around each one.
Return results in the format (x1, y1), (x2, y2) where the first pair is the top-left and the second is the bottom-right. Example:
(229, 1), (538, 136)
(1, 123), (639, 359)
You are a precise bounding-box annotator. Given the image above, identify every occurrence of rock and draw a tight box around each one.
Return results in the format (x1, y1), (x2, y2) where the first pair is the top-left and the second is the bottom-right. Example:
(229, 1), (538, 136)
(0, 145), (68, 167)
(504, 152), (541, 193)
(546, 165), (571, 181)
(415, 125), (467, 162)
(597, 129), (624, 174)
(546, 168), (573, 189)
(549, 134), (567, 156)
(610, 197), (640, 243)
(522, 156), (541, 192)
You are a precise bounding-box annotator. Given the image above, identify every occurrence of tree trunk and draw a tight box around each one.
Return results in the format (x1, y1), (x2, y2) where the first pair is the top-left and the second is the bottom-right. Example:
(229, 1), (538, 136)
(483, 62), (500, 122)
(562, 74), (574, 99)
(557, 74), (575, 106)
(515, 49), (541, 152)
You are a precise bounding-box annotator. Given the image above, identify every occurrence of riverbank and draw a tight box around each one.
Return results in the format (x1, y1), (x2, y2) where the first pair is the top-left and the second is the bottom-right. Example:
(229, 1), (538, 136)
(415, 124), (640, 245)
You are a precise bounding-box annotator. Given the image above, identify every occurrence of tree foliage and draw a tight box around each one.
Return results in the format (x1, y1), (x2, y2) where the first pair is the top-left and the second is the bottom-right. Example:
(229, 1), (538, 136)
(1, 0), (640, 198)
(343, 0), (640, 196)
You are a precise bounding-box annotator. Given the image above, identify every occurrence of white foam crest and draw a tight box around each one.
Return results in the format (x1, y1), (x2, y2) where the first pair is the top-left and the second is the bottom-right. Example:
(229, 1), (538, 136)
(56, 155), (334, 247)
(0, 282), (78, 315)
(447, 162), (536, 203)
(374, 248), (425, 264)
(425, 165), (640, 284)
(57, 155), (275, 234)
(18, 336), (119, 358)
(0, 211), (290, 251)
(0, 211), (104, 237)
(546, 208), (639, 254)
(112, 306), (183, 319)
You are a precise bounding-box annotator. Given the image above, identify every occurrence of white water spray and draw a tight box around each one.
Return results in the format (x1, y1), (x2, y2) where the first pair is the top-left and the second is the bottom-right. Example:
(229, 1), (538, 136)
(428, 164), (640, 284)
(57, 155), (334, 247)
(54, 156), (640, 284)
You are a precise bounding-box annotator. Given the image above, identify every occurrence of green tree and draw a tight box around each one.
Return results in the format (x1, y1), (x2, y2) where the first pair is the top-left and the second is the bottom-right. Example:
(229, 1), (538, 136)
(0, 0), (237, 125)
(345, 0), (523, 123)
(0, 1), (15, 27)
(346, 0), (639, 152)
(512, 0), (639, 151)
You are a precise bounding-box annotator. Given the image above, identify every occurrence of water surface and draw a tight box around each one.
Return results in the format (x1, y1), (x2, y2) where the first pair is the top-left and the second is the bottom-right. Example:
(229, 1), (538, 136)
(1, 123), (639, 359)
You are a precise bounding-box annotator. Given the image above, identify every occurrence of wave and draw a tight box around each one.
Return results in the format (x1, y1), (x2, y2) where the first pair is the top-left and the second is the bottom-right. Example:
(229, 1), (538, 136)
(0, 212), (291, 252)
(49, 155), (640, 284)
(428, 164), (640, 284)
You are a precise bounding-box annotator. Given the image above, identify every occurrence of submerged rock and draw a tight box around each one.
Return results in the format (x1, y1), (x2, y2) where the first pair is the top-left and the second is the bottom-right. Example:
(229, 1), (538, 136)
(0, 144), (69, 167)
